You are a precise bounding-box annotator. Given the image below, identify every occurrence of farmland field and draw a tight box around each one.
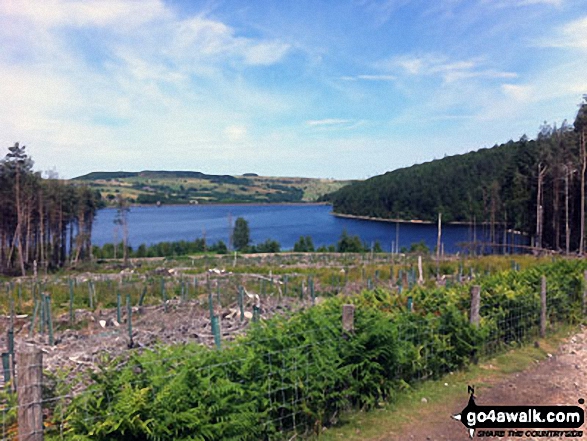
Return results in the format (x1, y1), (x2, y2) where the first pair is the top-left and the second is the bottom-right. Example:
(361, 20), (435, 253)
(73, 170), (353, 205)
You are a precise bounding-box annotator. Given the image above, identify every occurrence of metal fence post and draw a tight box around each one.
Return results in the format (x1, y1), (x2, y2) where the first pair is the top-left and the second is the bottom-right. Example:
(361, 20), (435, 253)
(540, 276), (547, 338)
(583, 271), (587, 315)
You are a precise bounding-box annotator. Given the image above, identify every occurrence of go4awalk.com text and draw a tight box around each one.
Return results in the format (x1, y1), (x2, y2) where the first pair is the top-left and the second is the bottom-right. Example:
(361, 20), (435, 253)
(452, 386), (585, 438)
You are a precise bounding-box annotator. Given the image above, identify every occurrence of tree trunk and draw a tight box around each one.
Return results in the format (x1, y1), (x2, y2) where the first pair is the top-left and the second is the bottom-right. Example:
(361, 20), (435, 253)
(581, 130), (586, 255)
(565, 165), (571, 255)
(15, 168), (26, 276)
(536, 163), (547, 251)
(38, 192), (45, 268)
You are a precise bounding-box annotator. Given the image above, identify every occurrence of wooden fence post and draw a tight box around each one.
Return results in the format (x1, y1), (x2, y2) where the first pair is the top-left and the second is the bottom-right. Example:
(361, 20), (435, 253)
(540, 276), (547, 338)
(342, 304), (355, 333)
(583, 271), (587, 315)
(17, 347), (43, 441)
(470, 285), (481, 327)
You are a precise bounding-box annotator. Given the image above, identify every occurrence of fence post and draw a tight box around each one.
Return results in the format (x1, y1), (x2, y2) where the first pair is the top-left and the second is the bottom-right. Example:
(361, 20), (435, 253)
(583, 271), (587, 315)
(1, 353), (11, 387)
(161, 278), (168, 313)
(127, 294), (133, 348)
(238, 286), (245, 322)
(88, 281), (93, 310)
(211, 316), (221, 349)
(470, 285), (481, 327)
(540, 276), (547, 338)
(45, 295), (54, 346)
(138, 286), (147, 307)
(116, 291), (122, 324)
(342, 304), (355, 333)
(17, 347), (43, 441)
(69, 279), (74, 325)
(283, 275), (288, 297)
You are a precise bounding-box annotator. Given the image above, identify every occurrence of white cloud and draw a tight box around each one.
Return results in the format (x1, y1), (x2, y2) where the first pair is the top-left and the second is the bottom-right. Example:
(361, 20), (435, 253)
(386, 53), (516, 83)
(242, 41), (292, 66)
(484, 0), (564, 8)
(306, 119), (352, 126)
(0, 0), (169, 30)
(501, 84), (534, 102)
(224, 125), (248, 143)
(341, 74), (396, 81)
(0, 0), (297, 177)
(166, 16), (291, 67)
(537, 15), (587, 49)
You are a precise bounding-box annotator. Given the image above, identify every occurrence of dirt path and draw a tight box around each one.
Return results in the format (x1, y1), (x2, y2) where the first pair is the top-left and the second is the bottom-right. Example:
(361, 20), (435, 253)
(378, 327), (587, 441)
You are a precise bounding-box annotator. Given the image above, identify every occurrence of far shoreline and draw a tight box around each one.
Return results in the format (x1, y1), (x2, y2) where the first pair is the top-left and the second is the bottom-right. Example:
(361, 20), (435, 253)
(331, 212), (435, 225)
(331, 212), (528, 232)
(102, 201), (332, 209)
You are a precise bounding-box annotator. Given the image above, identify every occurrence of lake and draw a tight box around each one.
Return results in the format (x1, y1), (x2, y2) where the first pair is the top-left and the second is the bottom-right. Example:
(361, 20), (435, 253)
(91, 204), (522, 254)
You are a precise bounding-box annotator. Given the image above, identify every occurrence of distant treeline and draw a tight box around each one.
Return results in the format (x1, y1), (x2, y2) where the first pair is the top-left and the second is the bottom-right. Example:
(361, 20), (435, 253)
(0, 143), (103, 275)
(76, 170), (253, 185)
(324, 98), (587, 253)
(91, 230), (398, 259)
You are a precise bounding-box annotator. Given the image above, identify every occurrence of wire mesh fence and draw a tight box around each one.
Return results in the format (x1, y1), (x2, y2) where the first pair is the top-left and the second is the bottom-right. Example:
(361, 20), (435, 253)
(0, 261), (585, 440)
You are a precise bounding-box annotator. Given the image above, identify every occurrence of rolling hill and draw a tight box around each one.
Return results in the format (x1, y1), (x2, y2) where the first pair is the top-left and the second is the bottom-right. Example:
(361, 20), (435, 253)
(72, 171), (353, 205)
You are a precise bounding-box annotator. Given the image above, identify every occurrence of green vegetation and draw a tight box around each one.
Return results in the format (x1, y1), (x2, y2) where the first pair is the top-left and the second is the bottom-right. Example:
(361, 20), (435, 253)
(232, 217), (250, 251)
(318, 324), (572, 441)
(44, 258), (585, 440)
(0, 143), (102, 276)
(325, 98), (587, 253)
(294, 236), (315, 252)
(92, 231), (389, 258)
(73, 170), (352, 205)
(336, 230), (365, 253)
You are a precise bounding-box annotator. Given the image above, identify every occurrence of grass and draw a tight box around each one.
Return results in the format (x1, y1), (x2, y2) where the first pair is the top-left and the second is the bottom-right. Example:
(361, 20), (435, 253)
(315, 324), (575, 440)
(1, 254), (556, 318)
(77, 173), (352, 205)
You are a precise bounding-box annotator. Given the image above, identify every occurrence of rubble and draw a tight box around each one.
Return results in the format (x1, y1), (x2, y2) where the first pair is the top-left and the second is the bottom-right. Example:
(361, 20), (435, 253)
(0, 294), (308, 384)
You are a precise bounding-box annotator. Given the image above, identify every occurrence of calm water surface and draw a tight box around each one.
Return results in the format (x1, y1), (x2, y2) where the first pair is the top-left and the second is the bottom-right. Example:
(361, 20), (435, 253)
(92, 204), (503, 254)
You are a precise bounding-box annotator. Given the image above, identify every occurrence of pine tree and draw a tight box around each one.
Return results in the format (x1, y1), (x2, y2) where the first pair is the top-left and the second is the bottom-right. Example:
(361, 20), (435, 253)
(232, 217), (250, 251)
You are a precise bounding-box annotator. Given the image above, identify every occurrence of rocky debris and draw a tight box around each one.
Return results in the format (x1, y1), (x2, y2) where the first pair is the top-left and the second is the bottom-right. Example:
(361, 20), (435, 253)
(0, 294), (307, 386)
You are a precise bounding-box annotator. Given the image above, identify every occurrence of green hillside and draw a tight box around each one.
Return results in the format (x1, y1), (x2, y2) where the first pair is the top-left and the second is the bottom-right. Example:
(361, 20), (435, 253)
(72, 171), (352, 205)
(324, 100), (587, 252)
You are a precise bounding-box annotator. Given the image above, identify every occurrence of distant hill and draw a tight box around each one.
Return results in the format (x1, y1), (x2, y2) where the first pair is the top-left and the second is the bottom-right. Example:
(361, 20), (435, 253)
(323, 110), (587, 252)
(72, 171), (353, 206)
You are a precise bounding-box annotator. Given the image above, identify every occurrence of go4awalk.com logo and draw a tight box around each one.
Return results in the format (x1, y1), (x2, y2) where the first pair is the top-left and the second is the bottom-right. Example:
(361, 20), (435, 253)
(452, 386), (585, 438)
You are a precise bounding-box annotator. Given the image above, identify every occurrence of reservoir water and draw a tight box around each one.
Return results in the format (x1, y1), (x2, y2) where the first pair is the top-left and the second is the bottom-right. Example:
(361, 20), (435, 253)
(91, 204), (520, 254)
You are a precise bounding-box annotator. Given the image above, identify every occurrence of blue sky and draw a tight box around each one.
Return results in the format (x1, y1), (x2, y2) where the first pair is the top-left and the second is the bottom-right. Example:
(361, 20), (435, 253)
(1, 0), (586, 179)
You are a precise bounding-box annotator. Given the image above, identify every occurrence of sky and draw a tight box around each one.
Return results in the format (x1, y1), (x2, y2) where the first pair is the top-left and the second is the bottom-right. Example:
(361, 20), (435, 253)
(1, 0), (586, 180)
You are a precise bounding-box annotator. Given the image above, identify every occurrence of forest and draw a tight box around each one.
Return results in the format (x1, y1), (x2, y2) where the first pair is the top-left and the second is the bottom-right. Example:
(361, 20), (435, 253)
(0, 143), (102, 276)
(324, 98), (587, 253)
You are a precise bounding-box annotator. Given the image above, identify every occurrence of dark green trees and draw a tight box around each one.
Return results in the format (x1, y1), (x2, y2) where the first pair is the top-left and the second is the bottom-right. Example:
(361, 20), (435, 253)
(337, 230), (364, 252)
(232, 217), (250, 251)
(293, 236), (315, 252)
(0, 144), (101, 275)
(325, 99), (587, 253)
(254, 239), (281, 253)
